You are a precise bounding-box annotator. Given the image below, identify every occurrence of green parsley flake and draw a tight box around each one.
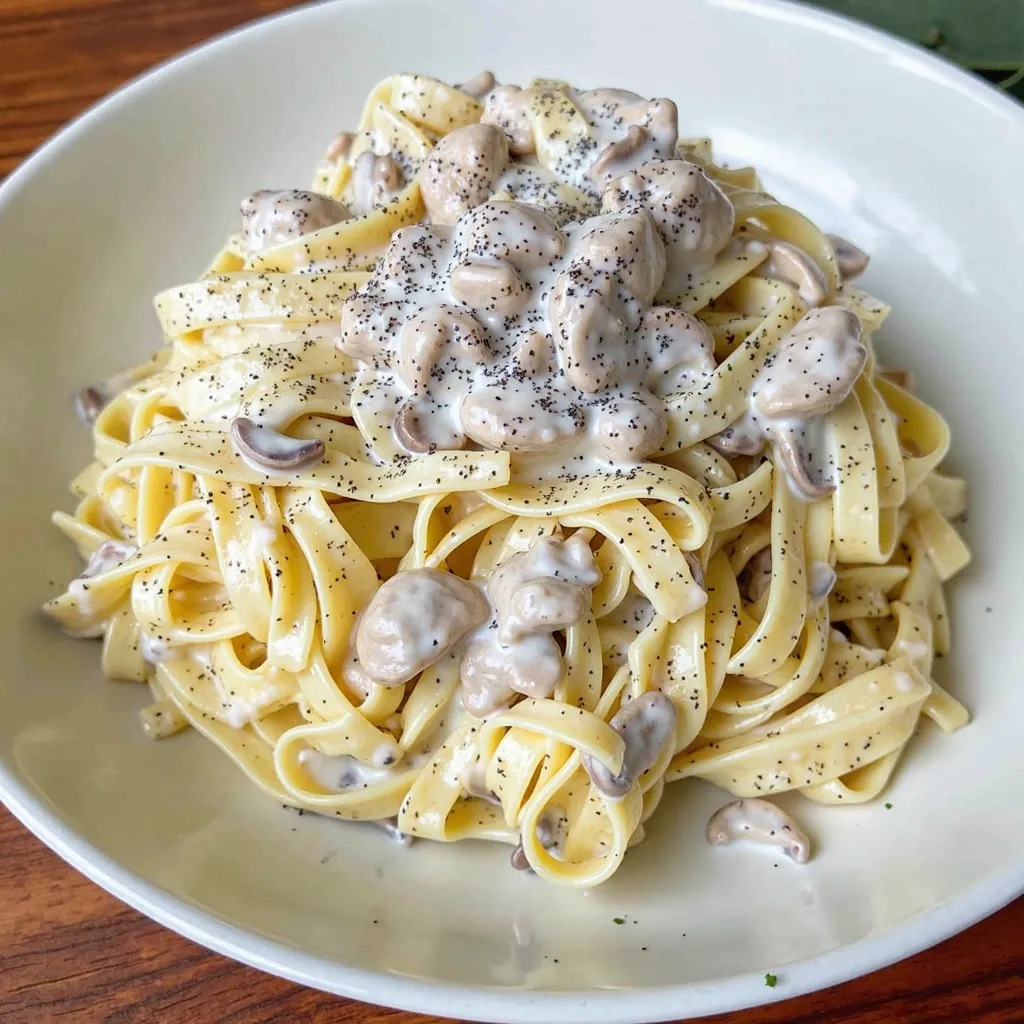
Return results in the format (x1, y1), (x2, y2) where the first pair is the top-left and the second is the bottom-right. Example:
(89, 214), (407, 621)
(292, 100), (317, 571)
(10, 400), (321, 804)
(765, 973), (778, 988)
(885, 802), (893, 809)
(613, 917), (626, 925)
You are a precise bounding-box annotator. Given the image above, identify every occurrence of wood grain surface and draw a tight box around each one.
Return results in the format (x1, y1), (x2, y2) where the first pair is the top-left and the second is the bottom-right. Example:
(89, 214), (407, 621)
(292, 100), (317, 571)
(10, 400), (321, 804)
(0, 2), (1021, 1021)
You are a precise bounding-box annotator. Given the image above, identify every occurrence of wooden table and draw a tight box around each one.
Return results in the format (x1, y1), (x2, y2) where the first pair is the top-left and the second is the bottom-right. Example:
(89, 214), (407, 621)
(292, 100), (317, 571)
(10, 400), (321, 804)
(1, 2), (1021, 1021)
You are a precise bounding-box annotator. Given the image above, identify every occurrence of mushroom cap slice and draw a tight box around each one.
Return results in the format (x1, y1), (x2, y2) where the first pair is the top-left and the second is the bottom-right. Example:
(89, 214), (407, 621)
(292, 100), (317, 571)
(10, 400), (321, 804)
(827, 233), (870, 281)
(756, 239), (827, 308)
(73, 387), (106, 427)
(230, 417), (326, 471)
(706, 798), (811, 863)
(583, 691), (678, 798)
(395, 305), (491, 394)
(393, 398), (467, 455)
(771, 425), (835, 502)
(449, 258), (529, 317)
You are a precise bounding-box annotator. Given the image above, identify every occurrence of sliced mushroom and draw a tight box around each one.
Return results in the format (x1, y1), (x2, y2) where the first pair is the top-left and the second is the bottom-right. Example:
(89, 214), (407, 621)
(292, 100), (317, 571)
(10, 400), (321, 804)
(636, 97), (679, 157)
(638, 307), (716, 395)
(373, 817), (413, 846)
(457, 70), (496, 99)
(509, 809), (564, 871)
(706, 798), (811, 863)
(449, 258), (529, 317)
(74, 386), (106, 427)
(573, 208), (667, 303)
(739, 547), (773, 604)
(808, 560), (837, 604)
(602, 161), (735, 275)
(356, 568), (490, 687)
(589, 125), (648, 183)
(827, 234), (870, 281)
(460, 381), (585, 453)
(771, 425), (834, 502)
(324, 130), (356, 163)
(240, 189), (351, 254)
(351, 151), (405, 216)
(549, 266), (627, 393)
(230, 417), (326, 471)
(593, 389), (668, 463)
(419, 123), (509, 226)
(453, 201), (564, 270)
(582, 691), (678, 798)
(706, 417), (765, 458)
(481, 85), (535, 155)
(372, 153), (403, 198)
(510, 841), (531, 871)
(755, 239), (828, 307)
(753, 306), (865, 421)
(395, 306), (490, 394)
(393, 397), (466, 455)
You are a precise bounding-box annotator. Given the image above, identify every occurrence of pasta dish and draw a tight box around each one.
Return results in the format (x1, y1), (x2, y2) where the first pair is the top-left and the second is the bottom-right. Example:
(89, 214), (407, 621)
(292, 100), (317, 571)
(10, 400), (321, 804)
(44, 73), (971, 887)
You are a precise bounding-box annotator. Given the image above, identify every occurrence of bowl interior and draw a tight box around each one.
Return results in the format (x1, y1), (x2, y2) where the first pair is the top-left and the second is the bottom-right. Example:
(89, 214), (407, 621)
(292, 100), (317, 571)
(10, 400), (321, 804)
(0, 0), (1022, 1019)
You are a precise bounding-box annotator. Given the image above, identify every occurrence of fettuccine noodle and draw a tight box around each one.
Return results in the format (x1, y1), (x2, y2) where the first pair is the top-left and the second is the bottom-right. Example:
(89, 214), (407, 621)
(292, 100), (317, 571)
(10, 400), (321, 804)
(46, 72), (970, 887)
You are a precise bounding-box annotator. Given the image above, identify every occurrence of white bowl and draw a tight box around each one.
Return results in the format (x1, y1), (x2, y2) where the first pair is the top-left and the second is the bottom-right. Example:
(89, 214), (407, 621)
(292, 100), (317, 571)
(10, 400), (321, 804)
(1, 1), (1021, 1020)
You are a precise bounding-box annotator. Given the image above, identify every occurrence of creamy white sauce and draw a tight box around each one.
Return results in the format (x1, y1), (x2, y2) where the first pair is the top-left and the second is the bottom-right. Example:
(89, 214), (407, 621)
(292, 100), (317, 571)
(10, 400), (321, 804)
(340, 92), (731, 482)
(219, 680), (283, 729)
(139, 631), (179, 664)
(894, 669), (917, 692)
(299, 748), (401, 790)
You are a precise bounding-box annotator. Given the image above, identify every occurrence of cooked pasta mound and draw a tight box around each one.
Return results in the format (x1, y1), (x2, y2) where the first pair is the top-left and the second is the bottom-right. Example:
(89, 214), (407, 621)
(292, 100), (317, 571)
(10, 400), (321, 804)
(45, 73), (970, 887)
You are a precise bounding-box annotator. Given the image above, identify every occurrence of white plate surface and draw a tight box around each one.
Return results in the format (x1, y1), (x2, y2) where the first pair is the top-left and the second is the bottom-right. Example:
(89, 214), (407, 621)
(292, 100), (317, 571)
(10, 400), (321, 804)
(0, 1), (1021, 1020)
